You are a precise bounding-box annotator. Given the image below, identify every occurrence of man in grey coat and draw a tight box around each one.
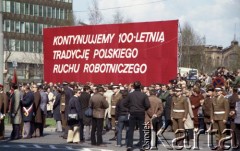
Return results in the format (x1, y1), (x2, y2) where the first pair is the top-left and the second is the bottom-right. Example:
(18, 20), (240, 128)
(9, 84), (22, 140)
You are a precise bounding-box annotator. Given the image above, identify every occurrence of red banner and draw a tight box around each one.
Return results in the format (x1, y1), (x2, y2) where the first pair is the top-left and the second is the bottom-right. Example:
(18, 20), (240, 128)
(43, 20), (178, 85)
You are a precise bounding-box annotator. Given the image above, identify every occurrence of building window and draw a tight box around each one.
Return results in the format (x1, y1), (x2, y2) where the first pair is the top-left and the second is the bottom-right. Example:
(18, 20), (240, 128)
(52, 7), (56, 18)
(43, 6), (47, 17)
(29, 41), (34, 52)
(60, 9), (64, 19)
(34, 4), (39, 16)
(30, 22), (34, 34)
(4, 20), (10, 32)
(25, 22), (29, 34)
(34, 23), (38, 34)
(5, 1), (10, 12)
(47, 6), (52, 18)
(30, 4), (34, 16)
(39, 41), (43, 53)
(39, 6), (43, 17)
(15, 21), (20, 33)
(25, 40), (29, 52)
(15, 2), (20, 14)
(10, 1), (14, 13)
(2, 0), (5, 12)
(9, 39), (15, 51)
(25, 3), (29, 15)
(15, 40), (20, 51)
(20, 40), (25, 51)
(10, 20), (15, 32)
(39, 24), (43, 35)
(56, 8), (59, 19)
(20, 3), (24, 14)
(20, 22), (25, 33)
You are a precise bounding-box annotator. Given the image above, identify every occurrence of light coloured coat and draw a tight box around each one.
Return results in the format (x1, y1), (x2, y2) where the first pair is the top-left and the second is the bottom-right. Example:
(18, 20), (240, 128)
(104, 90), (113, 118)
(184, 98), (194, 129)
(10, 89), (22, 124)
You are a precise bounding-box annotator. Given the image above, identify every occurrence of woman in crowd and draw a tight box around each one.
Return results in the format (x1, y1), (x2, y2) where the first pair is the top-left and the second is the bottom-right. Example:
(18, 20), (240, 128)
(53, 87), (62, 132)
(67, 89), (81, 144)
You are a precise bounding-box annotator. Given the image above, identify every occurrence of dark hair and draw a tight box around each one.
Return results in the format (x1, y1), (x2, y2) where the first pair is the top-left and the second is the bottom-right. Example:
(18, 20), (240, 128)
(11, 83), (18, 90)
(133, 81), (141, 89)
(233, 87), (238, 93)
(83, 85), (91, 91)
(149, 89), (156, 96)
(73, 89), (81, 94)
(121, 90), (129, 98)
(97, 86), (105, 92)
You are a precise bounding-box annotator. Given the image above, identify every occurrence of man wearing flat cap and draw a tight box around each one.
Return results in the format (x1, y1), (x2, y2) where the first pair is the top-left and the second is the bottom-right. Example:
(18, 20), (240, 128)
(109, 85), (122, 141)
(210, 87), (229, 149)
(0, 84), (8, 140)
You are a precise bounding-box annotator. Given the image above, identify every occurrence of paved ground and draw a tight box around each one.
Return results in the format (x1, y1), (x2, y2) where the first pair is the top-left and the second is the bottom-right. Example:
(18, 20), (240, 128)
(0, 125), (239, 151)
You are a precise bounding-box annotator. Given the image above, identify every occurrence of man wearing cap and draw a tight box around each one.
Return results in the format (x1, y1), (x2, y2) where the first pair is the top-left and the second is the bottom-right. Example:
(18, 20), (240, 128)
(210, 87), (229, 148)
(171, 87), (188, 146)
(0, 84), (8, 140)
(109, 85), (122, 141)
(202, 85), (214, 131)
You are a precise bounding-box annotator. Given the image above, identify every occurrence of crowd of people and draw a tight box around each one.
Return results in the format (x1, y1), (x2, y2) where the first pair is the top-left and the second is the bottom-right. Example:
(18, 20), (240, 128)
(0, 67), (240, 151)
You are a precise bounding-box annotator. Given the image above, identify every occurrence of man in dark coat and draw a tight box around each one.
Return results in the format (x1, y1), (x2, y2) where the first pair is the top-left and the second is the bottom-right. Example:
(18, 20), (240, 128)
(0, 84), (8, 140)
(39, 85), (48, 136)
(123, 81), (150, 151)
(158, 89), (173, 134)
(79, 85), (91, 141)
(22, 85), (34, 139)
(227, 87), (238, 147)
(62, 82), (73, 139)
(53, 87), (62, 132)
(32, 84), (42, 137)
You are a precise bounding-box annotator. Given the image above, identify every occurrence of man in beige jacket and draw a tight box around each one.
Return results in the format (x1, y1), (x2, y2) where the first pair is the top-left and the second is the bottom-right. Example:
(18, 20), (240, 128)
(145, 89), (163, 149)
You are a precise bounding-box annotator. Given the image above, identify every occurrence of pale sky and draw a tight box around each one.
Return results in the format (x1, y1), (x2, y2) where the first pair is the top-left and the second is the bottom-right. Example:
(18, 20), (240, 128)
(72, 0), (240, 48)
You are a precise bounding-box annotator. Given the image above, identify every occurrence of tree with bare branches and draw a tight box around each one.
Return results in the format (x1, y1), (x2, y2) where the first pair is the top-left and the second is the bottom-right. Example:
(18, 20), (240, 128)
(88, 0), (103, 25)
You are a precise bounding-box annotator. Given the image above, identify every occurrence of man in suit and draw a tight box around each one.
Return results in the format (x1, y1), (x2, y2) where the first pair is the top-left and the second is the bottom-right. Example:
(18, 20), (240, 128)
(90, 86), (109, 146)
(145, 89), (163, 149)
(0, 84), (8, 140)
(9, 83), (22, 140)
(32, 84), (42, 137)
(22, 85), (35, 139)
(79, 85), (91, 142)
(210, 87), (229, 149)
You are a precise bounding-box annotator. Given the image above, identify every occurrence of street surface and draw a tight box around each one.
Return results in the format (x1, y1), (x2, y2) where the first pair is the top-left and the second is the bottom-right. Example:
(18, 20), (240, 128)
(0, 125), (239, 151)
